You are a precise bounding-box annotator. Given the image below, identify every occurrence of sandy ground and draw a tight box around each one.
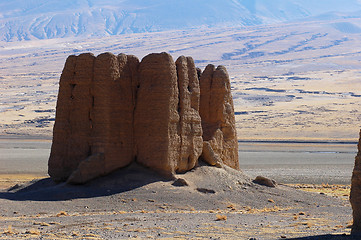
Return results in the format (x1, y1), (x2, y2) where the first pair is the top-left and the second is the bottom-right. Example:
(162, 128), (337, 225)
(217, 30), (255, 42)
(0, 137), (356, 238)
(0, 140), (357, 239)
(0, 138), (356, 238)
(0, 163), (356, 239)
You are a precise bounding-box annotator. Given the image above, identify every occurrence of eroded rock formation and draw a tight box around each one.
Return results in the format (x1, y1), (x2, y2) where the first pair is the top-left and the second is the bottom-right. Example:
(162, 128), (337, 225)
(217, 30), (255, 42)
(49, 53), (139, 183)
(350, 130), (361, 235)
(48, 52), (239, 183)
(199, 65), (239, 170)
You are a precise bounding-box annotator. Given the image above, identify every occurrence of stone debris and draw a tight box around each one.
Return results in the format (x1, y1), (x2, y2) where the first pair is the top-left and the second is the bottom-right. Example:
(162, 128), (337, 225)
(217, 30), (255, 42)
(172, 178), (189, 187)
(253, 176), (277, 188)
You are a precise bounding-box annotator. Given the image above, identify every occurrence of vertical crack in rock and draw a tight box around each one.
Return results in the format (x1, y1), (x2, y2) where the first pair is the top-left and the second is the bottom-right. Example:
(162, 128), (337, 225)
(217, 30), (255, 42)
(351, 130), (361, 235)
(175, 57), (183, 172)
(175, 56), (203, 173)
(120, 54), (140, 161)
(199, 64), (215, 130)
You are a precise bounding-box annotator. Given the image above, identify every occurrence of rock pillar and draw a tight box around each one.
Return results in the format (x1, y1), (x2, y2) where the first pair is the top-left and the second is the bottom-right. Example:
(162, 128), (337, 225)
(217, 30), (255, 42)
(48, 53), (95, 182)
(134, 53), (181, 176)
(49, 53), (139, 183)
(199, 64), (239, 170)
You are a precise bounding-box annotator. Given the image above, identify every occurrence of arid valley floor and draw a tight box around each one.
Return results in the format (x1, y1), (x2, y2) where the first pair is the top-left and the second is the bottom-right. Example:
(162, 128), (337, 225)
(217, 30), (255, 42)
(1, 18), (361, 141)
(0, 162), (355, 239)
(1, 18), (361, 239)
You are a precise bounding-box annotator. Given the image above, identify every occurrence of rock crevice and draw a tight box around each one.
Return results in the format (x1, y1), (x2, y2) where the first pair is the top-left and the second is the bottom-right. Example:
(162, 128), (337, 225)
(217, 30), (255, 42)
(48, 52), (239, 183)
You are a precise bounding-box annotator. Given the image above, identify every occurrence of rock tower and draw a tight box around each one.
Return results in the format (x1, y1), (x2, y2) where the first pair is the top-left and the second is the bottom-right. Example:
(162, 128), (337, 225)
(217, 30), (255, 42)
(48, 52), (239, 184)
(199, 65), (239, 170)
(351, 130), (361, 235)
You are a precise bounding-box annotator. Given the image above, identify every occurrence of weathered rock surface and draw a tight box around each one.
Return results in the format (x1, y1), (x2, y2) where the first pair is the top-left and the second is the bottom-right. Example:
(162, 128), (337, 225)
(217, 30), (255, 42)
(175, 56), (203, 173)
(201, 141), (222, 167)
(49, 53), (139, 183)
(134, 53), (181, 176)
(134, 53), (203, 176)
(49, 52), (239, 183)
(91, 53), (137, 179)
(199, 64), (239, 170)
(350, 130), (361, 234)
(48, 53), (95, 182)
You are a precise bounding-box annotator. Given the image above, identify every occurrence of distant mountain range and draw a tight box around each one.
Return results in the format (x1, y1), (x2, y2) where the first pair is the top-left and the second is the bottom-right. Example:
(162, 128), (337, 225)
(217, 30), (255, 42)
(1, 0), (361, 42)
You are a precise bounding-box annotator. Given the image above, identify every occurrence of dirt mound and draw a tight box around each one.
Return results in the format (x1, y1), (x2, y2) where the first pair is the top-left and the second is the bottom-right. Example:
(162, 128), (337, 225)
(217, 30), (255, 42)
(1, 162), (344, 211)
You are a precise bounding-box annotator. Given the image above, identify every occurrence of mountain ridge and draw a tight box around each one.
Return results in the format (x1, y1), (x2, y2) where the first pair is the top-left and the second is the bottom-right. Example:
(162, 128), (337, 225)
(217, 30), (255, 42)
(1, 0), (361, 42)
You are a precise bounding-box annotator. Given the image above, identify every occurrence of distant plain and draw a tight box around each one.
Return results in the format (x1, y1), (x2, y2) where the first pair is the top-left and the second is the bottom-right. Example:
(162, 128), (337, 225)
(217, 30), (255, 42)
(1, 17), (361, 141)
(1, 17), (361, 190)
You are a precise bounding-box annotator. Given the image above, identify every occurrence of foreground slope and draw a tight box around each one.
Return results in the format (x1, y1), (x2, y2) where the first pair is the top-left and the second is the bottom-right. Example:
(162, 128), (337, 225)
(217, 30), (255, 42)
(0, 163), (352, 239)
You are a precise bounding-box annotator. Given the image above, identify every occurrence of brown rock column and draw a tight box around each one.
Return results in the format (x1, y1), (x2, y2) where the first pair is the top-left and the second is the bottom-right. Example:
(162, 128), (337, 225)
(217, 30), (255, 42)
(351, 130), (361, 235)
(68, 53), (139, 183)
(134, 53), (180, 176)
(175, 56), (203, 173)
(91, 53), (136, 171)
(48, 53), (95, 181)
(49, 52), (140, 184)
(199, 65), (239, 170)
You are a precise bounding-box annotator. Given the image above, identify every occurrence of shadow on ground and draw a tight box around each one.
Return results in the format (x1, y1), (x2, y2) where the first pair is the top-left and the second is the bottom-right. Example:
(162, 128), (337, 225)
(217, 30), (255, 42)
(0, 163), (167, 201)
(286, 234), (356, 239)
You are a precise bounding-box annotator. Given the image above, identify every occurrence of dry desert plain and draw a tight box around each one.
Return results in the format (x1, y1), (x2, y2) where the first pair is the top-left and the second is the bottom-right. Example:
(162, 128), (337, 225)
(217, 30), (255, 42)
(1, 19), (361, 239)
(0, 18), (361, 140)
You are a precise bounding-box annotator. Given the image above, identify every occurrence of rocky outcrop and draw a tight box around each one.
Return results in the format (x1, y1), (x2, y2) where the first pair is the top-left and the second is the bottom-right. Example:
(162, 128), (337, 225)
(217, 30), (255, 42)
(134, 53), (181, 176)
(199, 65), (239, 170)
(48, 53), (95, 182)
(48, 52), (239, 183)
(48, 53), (139, 183)
(350, 130), (361, 235)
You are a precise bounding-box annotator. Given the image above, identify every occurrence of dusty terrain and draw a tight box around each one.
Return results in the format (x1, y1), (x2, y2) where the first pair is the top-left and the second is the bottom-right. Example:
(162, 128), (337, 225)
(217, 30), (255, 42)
(0, 163), (355, 239)
(0, 138), (356, 239)
(1, 18), (361, 141)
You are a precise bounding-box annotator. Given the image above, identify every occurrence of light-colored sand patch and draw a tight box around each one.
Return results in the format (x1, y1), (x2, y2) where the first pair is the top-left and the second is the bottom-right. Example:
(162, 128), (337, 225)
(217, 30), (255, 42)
(287, 183), (351, 200)
(0, 174), (47, 190)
